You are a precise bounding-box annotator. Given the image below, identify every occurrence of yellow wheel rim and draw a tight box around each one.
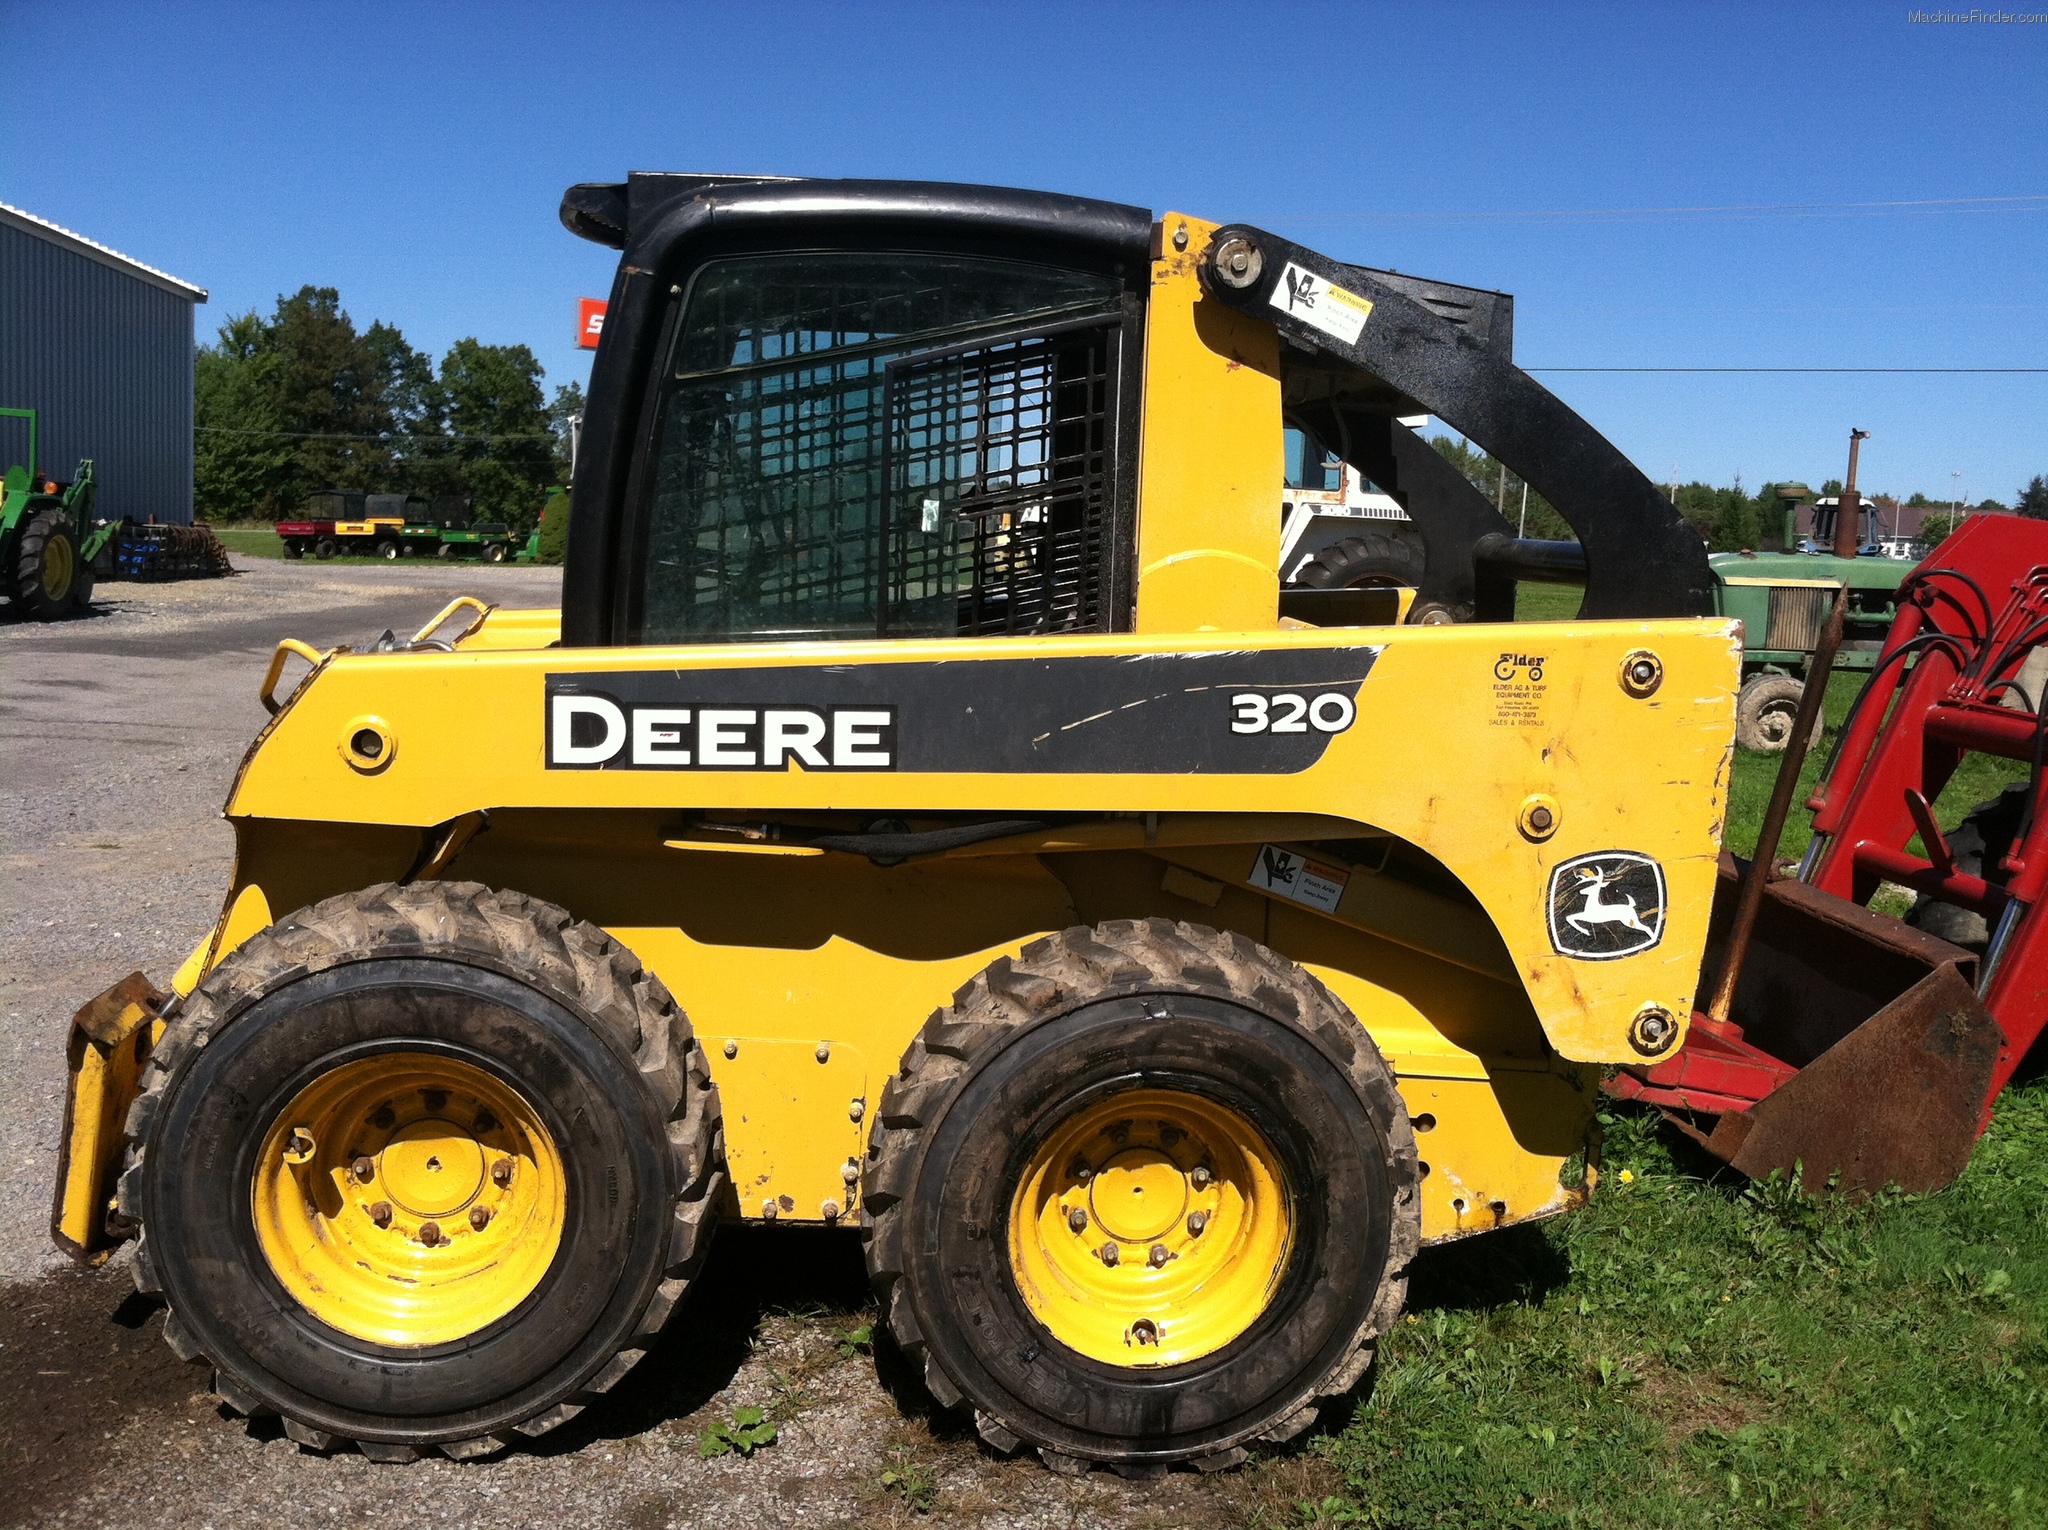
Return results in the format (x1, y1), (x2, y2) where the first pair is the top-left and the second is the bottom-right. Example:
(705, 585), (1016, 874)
(1008, 1088), (1293, 1367)
(40, 532), (73, 599)
(251, 1053), (566, 1346)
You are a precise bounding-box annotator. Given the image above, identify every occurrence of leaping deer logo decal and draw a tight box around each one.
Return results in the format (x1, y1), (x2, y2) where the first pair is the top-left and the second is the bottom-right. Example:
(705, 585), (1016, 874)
(1546, 852), (1666, 960)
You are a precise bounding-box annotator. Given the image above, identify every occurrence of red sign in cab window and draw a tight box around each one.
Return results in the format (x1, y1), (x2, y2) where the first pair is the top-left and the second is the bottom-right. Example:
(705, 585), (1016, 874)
(576, 298), (607, 350)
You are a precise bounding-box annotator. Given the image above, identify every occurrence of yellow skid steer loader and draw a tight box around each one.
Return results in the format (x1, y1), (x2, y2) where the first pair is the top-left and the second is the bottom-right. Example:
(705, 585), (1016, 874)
(53, 176), (1738, 1475)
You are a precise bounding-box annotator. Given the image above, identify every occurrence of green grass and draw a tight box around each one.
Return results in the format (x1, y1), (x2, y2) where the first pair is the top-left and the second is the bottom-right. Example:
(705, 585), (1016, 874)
(1258, 579), (2048, 1527)
(1305, 1083), (2048, 1528)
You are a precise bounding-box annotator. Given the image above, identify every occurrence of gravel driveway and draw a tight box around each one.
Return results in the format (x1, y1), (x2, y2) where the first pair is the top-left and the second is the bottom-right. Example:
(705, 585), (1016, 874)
(0, 560), (1309, 1528)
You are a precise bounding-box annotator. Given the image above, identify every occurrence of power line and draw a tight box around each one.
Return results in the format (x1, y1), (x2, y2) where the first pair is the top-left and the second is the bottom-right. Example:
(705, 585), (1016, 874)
(1259, 194), (2048, 226)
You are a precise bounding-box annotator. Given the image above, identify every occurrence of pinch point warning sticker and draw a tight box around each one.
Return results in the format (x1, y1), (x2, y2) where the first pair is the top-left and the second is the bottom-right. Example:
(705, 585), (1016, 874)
(1247, 844), (1351, 913)
(1270, 263), (1373, 346)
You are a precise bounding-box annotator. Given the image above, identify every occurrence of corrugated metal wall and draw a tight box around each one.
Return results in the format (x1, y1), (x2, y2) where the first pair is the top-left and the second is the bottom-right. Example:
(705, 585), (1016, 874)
(0, 221), (197, 525)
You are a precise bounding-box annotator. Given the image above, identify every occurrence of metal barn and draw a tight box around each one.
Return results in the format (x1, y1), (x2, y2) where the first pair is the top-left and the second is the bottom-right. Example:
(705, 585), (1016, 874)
(0, 202), (207, 525)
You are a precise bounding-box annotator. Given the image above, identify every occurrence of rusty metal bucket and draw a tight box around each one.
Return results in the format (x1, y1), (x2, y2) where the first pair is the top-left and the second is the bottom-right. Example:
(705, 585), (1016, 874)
(1610, 855), (2006, 1193)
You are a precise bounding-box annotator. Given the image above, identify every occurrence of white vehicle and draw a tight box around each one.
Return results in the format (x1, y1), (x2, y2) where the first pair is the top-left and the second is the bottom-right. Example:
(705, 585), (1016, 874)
(1279, 429), (1424, 594)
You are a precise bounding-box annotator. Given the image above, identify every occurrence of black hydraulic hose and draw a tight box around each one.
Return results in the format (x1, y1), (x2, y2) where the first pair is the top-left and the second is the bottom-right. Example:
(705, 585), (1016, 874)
(1815, 630), (1977, 784)
(806, 818), (1054, 863)
(1905, 566), (1994, 644)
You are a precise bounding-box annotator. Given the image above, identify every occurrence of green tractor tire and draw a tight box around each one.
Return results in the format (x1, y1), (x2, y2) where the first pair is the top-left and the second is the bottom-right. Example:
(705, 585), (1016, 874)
(13, 507), (84, 620)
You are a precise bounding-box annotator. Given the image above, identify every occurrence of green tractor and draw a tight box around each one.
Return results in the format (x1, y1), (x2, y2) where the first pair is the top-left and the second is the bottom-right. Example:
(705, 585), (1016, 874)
(2, 407), (110, 620)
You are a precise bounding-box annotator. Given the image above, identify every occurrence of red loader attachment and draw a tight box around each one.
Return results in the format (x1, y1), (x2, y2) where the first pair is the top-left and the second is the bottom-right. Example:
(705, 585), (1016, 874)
(1613, 514), (2048, 1192)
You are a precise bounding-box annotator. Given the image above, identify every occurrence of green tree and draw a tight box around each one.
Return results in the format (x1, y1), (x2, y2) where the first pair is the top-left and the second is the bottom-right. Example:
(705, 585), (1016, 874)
(193, 311), (294, 520)
(1426, 435), (1573, 540)
(267, 286), (396, 494)
(2017, 475), (2048, 520)
(1919, 510), (1966, 544)
(438, 338), (556, 531)
(535, 489), (571, 565)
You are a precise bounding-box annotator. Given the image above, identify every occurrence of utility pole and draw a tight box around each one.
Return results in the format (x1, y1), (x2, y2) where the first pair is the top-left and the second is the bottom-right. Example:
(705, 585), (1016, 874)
(1669, 463), (1678, 505)
(1496, 460), (1508, 513)
(1952, 470), (1963, 517)
(1518, 480), (1529, 538)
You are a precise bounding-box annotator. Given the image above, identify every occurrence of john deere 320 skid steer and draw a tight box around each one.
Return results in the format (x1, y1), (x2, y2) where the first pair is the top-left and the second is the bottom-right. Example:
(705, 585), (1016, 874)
(52, 176), (1746, 1475)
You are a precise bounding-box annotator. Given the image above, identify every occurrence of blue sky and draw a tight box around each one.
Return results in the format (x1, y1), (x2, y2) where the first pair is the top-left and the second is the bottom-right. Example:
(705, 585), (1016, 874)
(4, 1), (2043, 503)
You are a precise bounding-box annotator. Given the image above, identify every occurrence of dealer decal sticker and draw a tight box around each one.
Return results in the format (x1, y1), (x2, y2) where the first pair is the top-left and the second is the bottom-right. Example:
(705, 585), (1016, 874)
(1546, 851), (1666, 960)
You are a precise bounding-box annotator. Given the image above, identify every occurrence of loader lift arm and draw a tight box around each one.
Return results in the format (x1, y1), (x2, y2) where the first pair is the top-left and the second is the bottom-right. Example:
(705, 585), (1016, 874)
(1198, 224), (1715, 622)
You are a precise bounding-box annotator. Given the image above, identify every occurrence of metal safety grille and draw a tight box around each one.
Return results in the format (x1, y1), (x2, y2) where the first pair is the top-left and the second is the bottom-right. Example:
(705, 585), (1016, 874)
(638, 252), (1124, 645)
(884, 318), (1120, 637)
(1765, 585), (1833, 652)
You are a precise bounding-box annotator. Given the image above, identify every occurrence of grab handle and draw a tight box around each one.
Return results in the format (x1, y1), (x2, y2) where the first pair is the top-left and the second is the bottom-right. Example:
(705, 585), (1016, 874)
(259, 639), (329, 716)
(412, 596), (492, 648)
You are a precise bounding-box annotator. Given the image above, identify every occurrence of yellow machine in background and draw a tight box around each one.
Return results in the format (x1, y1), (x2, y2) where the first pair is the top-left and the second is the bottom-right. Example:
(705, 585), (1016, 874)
(54, 178), (1733, 1476)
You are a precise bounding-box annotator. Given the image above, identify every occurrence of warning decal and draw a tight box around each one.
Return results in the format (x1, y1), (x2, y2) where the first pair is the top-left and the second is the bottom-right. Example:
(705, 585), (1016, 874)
(1270, 263), (1373, 346)
(1247, 844), (1351, 913)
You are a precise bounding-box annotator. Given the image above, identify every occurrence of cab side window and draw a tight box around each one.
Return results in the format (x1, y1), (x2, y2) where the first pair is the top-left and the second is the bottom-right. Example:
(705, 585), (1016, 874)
(637, 252), (1124, 644)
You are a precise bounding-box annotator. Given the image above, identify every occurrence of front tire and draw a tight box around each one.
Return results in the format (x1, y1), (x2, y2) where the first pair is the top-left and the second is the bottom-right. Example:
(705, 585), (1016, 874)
(862, 919), (1418, 1476)
(1735, 673), (1821, 753)
(118, 882), (723, 1460)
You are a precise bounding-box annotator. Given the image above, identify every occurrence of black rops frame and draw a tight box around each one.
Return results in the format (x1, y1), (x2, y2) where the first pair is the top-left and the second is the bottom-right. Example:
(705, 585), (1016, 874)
(558, 176), (1154, 648)
(1202, 224), (1714, 621)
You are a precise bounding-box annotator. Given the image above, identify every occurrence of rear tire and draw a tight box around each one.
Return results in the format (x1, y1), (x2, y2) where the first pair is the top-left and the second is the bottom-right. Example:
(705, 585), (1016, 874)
(14, 507), (81, 620)
(377, 539), (400, 561)
(315, 538), (337, 560)
(485, 542), (508, 563)
(862, 918), (1417, 1475)
(1293, 531), (1423, 595)
(1735, 674), (1822, 754)
(118, 881), (724, 1460)
(282, 539), (305, 560)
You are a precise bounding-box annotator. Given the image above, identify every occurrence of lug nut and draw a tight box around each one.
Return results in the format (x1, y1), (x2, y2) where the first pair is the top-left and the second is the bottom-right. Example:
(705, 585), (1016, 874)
(473, 1109), (497, 1133)
(491, 1158), (513, 1188)
(1187, 1210), (1209, 1236)
(1159, 1125), (1181, 1148)
(1067, 1207), (1089, 1233)
(351, 1156), (375, 1183)
(283, 1128), (315, 1164)
(422, 1090), (448, 1113)
(368, 1201), (393, 1228)
(1109, 1123), (1129, 1146)
(1190, 1166), (1212, 1190)
(419, 1221), (442, 1247)
(468, 1206), (491, 1231)
(1071, 1160), (1093, 1184)
(1098, 1242), (1119, 1267)
(370, 1106), (395, 1130)
(1149, 1243), (1171, 1268)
